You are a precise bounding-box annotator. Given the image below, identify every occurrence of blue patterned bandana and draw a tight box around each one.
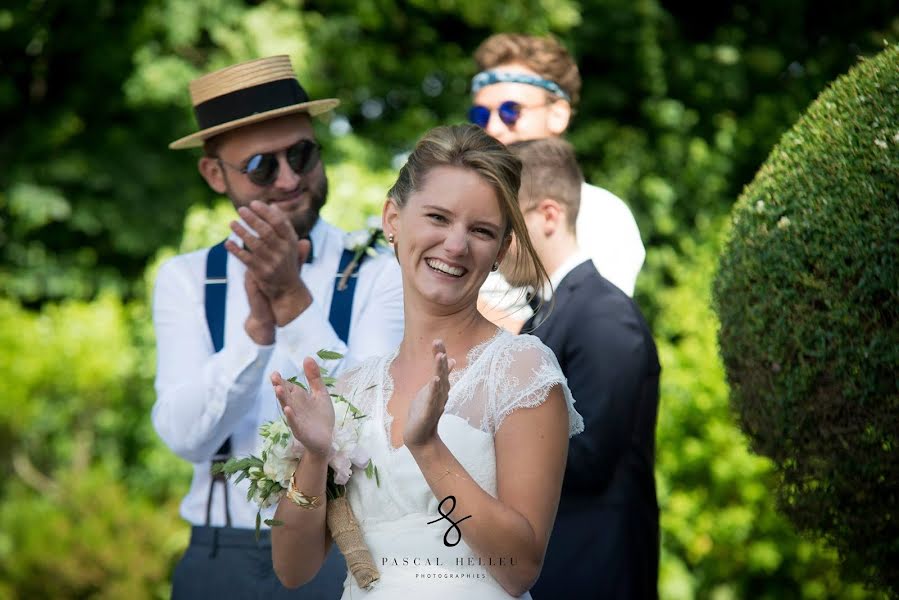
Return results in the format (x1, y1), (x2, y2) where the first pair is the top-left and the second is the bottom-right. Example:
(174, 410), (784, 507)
(470, 70), (571, 101)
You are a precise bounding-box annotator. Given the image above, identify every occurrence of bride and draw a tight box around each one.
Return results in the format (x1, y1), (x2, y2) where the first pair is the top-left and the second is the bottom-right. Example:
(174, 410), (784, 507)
(269, 124), (583, 599)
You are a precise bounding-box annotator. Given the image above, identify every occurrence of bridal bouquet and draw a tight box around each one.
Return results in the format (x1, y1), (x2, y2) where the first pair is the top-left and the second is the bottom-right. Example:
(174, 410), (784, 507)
(212, 350), (380, 589)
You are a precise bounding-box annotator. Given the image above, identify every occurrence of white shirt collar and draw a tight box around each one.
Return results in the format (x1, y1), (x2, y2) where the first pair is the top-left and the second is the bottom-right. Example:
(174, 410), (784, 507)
(542, 249), (591, 300)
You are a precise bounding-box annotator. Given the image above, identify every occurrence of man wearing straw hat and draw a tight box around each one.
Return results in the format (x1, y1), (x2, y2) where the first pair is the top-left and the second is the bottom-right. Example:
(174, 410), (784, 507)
(153, 55), (404, 599)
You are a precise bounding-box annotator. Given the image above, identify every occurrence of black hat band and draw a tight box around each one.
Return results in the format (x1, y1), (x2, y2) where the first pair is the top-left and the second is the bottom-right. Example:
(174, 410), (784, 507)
(194, 78), (310, 130)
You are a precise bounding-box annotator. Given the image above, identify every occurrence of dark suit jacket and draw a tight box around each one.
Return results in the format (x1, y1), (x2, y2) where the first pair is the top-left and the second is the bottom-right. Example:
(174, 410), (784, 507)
(528, 260), (661, 600)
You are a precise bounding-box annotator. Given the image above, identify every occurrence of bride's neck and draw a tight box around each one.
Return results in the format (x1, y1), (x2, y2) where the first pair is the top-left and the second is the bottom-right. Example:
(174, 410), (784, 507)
(397, 305), (496, 370)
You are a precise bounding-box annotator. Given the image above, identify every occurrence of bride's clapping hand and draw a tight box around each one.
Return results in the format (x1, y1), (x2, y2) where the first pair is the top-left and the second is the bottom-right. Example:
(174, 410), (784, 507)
(404, 340), (457, 449)
(271, 357), (335, 457)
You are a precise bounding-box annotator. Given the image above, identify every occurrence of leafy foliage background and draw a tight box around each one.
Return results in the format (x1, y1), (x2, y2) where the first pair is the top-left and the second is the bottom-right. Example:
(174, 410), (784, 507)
(713, 45), (899, 594)
(0, 0), (896, 597)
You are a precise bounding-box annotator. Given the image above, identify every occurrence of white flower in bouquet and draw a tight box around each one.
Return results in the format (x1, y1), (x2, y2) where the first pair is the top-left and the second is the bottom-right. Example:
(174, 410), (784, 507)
(329, 421), (372, 486)
(261, 419), (302, 488)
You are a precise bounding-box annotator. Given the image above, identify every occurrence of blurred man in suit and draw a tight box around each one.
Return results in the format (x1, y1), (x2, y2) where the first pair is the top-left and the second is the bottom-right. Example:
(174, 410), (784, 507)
(504, 138), (661, 599)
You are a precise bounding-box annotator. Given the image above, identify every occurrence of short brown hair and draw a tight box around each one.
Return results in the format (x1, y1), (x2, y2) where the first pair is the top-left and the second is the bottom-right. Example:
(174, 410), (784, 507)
(474, 33), (581, 107)
(510, 138), (583, 231)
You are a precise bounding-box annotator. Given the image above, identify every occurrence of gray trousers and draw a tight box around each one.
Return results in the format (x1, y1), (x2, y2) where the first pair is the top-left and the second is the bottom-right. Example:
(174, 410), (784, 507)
(171, 526), (346, 599)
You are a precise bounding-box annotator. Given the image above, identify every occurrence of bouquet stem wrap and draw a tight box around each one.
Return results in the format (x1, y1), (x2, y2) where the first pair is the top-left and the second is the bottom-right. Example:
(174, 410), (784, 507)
(327, 495), (379, 589)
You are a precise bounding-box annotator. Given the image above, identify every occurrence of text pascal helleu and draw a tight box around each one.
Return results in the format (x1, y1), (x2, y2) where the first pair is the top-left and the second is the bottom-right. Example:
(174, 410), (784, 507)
(381, 495), (518, 567)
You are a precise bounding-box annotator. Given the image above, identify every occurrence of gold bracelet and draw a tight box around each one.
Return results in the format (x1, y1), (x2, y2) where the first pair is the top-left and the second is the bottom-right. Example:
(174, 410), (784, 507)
(287, 474), (323, 510)
(434, 468), (467, 484)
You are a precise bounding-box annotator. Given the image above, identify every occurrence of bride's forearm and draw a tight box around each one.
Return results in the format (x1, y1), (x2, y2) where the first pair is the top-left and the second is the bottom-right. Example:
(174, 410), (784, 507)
(271, 451), (331, 588)
(408, 437), (544, 597)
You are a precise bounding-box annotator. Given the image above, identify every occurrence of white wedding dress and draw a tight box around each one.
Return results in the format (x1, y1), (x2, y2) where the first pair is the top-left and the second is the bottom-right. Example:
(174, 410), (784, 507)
(337, 330), (584, 599)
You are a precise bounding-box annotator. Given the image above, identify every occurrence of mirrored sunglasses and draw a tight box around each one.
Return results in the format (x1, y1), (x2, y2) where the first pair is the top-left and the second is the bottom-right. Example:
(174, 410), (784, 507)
(222, 139), (322, 187)
(468, 101), (524, 129)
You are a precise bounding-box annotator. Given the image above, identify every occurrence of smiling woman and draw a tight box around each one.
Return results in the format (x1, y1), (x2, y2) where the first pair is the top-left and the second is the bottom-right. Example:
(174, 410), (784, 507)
(384, 124), (549, 309)
(385, 166), (508, 311)
(270, 125), (584, 599)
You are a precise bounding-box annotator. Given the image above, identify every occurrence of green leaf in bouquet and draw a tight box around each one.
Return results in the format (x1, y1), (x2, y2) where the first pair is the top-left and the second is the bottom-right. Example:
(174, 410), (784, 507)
(321, 376), (338, 387)
(333, 394), (365, 418)
(255, 512), (262, 541)
(316, 349), (344, 361)
(264, 519), (284, 528)
(363, 460), (381, 487)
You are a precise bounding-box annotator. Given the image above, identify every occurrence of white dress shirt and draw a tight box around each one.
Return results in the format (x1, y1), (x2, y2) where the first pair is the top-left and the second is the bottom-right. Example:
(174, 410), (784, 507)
(481, 181), (644, 321)
(577, 182), (644, 296)
(152, 217), (404, 528)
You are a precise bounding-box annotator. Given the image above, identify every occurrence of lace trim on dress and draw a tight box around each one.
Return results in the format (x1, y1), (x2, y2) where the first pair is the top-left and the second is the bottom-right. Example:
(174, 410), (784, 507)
(381, 328), (506, 451)
(487, 334), (584, 437)
(341, 330), (584, 449)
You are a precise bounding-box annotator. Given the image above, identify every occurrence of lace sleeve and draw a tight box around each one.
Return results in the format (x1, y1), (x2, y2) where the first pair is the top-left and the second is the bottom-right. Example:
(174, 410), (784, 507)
(490, 335), (584, 437)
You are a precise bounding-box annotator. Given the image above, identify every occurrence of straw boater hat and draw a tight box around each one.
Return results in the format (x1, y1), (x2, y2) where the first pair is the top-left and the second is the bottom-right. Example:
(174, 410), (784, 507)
(169, 55), (339, 150)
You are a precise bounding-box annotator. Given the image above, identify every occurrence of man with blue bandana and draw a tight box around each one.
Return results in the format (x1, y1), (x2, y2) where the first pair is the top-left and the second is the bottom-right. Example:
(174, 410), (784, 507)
(470, 33), (645, 331)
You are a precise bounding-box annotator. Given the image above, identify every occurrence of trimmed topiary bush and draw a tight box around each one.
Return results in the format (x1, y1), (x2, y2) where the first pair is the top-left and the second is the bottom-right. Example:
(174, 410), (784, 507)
(713, 44), (899, 594)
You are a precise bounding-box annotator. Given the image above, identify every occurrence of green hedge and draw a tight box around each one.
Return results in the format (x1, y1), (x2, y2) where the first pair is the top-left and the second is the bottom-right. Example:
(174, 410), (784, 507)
(713, 45), (899, 593)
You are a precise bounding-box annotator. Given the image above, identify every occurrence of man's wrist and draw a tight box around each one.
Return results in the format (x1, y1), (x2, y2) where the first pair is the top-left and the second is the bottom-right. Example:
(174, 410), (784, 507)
(245, 317), (275, 345)
(271, 284), (313, 326)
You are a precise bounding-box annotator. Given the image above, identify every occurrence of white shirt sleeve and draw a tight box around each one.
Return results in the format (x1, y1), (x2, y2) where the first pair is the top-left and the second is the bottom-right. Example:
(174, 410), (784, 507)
(576, 182), (645, 296)
(276, 254), (405, 378)
(151, 256), (274, 463)
(478, 271), (534, 321)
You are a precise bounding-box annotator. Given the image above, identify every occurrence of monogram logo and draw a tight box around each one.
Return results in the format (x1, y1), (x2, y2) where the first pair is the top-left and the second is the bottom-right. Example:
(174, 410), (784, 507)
(427, 496), (472, 547)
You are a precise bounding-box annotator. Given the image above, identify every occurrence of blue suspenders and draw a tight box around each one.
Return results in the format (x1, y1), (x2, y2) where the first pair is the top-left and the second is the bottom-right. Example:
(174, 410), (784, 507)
(203, 239), (363, 525)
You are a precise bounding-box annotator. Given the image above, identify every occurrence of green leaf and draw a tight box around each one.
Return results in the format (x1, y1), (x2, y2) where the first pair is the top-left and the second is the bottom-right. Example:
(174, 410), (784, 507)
(316, 349), (344, 361)
(255, 512), (262, 541)
(333, 394), (363, 416)
(321, 376), (337, 387)
(264, 519), (284, 528)
(287, 376), (308, 391)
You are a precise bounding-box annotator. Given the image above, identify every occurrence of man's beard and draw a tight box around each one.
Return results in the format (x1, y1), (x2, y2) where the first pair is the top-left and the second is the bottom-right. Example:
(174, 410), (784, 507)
(224, 172), (328, 239)
(288, 175), (328, 238)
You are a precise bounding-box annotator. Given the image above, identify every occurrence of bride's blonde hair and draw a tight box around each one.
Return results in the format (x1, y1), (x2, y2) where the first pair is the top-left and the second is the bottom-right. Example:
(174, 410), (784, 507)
(387, 124), (550, 315)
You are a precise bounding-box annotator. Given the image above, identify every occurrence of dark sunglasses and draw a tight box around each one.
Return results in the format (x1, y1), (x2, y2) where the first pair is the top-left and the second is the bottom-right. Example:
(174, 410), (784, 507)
(218, 139), (321, 187)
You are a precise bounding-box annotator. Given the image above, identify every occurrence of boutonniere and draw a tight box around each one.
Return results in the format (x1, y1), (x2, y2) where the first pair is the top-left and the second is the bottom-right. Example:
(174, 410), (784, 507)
(338, 217), (386, 291)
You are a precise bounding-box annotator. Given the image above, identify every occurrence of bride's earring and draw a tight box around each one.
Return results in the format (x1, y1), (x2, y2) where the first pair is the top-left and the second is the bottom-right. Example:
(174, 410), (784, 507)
(388, 233), (395, 244)
(491, 262), (499, 272)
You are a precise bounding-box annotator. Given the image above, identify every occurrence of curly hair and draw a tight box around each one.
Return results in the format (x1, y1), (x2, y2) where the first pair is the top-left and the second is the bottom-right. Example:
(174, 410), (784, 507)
(474, 33), (581, 107)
